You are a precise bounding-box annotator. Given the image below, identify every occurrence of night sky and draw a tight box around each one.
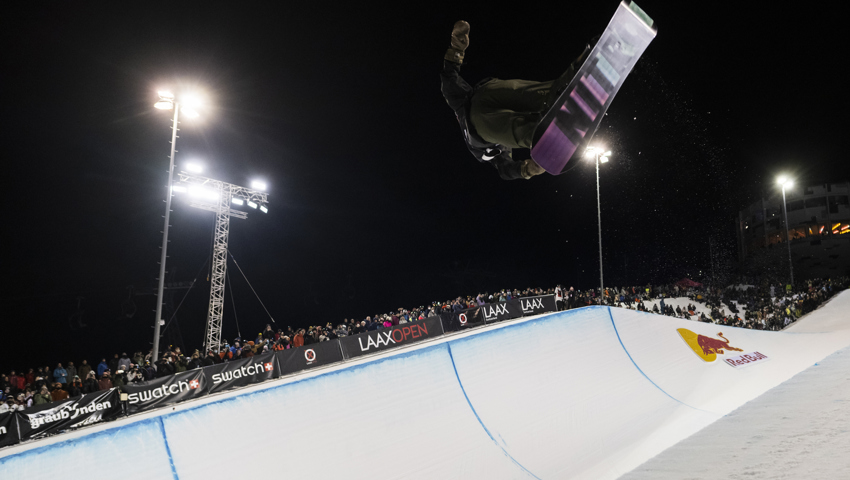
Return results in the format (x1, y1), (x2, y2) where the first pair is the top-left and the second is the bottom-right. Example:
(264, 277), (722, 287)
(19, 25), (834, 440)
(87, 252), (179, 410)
(2, 1), (846, 368)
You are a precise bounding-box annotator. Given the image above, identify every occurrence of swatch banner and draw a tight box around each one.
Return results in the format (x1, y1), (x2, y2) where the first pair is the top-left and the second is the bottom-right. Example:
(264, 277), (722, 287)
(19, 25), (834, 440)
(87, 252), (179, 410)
(277, 340), (344, 376)
(518, 295), (557, 316)
(480, 300), (523, 323)
(16, 388), (121, 442)
(125, 368), (206, 414)
(340, 317), (443, 359)
(0, 410), (19, 447)
(457, 306), (486, 328)
(205, 351), (279, 395)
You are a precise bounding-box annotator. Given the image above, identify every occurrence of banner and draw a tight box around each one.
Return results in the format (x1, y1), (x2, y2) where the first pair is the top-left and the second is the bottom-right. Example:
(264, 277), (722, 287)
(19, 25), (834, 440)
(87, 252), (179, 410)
(204, 351), (279, 395)
(0, 410), (19, 447)
(341, 317), (443, 359)
(518, 294), (557, 316)
(480, 299), (523, 323)
(125, 369), (206, 414)
(15, 389), (122, 442)
(457, 306), (486, 329)
(277, 340), (344, 376)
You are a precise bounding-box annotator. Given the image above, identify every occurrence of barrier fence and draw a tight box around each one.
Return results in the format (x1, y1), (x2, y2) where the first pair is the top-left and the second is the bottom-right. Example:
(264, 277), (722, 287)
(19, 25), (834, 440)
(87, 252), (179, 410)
(0, 295), (556, 448)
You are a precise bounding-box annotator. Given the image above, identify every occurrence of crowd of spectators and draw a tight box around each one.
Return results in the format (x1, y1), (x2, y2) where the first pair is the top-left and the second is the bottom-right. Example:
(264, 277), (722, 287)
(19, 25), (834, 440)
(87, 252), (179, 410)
(2, 277), (847, 414)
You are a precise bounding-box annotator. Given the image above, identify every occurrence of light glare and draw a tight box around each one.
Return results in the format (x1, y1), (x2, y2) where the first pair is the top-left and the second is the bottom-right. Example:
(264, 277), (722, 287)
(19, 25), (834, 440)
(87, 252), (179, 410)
(232, 198), (244, 205)
(251, 180), (267, 191)
(247, 201), (258, 209)
(259, 205), (268, 213)
(172, 185), (187, 193)
(185, 163), (203, 173)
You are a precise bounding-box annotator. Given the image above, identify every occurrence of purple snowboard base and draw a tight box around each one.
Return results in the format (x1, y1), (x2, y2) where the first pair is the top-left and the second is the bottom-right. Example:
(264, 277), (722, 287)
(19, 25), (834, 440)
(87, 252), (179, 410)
(531, 1), (656, 174)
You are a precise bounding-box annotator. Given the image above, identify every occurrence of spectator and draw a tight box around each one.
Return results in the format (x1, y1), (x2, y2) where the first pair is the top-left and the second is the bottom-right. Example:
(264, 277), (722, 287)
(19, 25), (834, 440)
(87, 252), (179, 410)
(82, 369), (100, 394)
(53, 363), (68, 385)
(68, 376), (83, 397)
(108, 354), (120, 374)
(97, 372), (113, 391)
(112, 369), (127, 392)
(118, 353), (131, 372)
(97, 358), (109, 378)
(77, 360), (92, 381)
(33, 386), (52, 405)
(51, 383), (69, 402)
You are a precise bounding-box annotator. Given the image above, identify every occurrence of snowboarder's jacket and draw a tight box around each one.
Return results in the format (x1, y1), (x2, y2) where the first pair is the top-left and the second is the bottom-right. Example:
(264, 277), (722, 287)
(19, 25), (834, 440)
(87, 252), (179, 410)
(440, 60), (524, 180)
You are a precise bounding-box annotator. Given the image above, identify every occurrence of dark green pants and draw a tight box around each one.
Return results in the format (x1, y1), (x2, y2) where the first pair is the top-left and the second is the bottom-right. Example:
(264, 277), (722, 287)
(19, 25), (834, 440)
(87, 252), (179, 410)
(470, 64), (578, 149)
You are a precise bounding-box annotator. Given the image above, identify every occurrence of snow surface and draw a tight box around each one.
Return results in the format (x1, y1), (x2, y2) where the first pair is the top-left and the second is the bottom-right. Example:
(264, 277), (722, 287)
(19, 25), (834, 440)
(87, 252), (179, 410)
(1, 291), (848, 479)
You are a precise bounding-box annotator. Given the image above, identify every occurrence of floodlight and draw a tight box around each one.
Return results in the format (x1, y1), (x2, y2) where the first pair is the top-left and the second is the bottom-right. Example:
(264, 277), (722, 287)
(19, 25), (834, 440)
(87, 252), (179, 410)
(251, 180), (267, 191)
(185, 163), (203, 173)
(188, 185), (219, 201)
(603, 151), (612, 156)
(600, 156), (609, 163)
(786, 180), (794, 188)
(247, 201), (258, 209)
(777, 176), (787, 185)
(232, 198), (244, 206)
(172, 185), (188, 193)
(259, 205), (268, 213)
(181, 107), (199, 118)
(154, 91), (175, 109)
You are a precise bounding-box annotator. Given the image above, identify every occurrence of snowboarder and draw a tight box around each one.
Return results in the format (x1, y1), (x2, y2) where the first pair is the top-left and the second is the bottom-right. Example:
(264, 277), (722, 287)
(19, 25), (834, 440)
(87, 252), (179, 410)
(440, 21), (593, 180)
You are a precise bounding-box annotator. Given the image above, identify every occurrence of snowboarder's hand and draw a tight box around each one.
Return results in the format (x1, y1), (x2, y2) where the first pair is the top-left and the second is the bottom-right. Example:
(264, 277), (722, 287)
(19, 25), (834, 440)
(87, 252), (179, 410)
(451, 21), (470, 51)
(522, 159), (545, 179)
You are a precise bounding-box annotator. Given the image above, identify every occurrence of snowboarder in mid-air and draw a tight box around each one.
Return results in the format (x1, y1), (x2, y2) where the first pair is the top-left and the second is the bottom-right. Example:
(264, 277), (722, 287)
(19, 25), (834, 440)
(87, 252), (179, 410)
(440, 21), (593, 180)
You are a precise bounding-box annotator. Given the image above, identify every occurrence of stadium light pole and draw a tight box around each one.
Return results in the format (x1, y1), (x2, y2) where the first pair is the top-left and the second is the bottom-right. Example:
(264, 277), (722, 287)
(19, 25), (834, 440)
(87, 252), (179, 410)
(151, 91), (200, 364)
(777, 176), (795, 286)
(586, 146), (611, 303)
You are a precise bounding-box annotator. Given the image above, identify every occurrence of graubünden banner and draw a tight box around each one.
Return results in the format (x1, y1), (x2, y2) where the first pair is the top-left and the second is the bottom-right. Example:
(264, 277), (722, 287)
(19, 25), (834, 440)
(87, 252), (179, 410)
(518, 294), (557, 316)
(205, 351), (279, 395)
(277, 340), (344, 375)
(125, 368), (206, 414)
(0, 410), (19, 447)
(480, 299), (523, 323)
(15, 388), (122, 442)
(340, 317), (443, 359)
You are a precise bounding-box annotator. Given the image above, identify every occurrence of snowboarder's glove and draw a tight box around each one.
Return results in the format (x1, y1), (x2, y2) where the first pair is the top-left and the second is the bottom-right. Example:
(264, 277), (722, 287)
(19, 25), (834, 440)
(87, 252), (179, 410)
(445, 21), (470, 64)
(521, 159), (545, 179)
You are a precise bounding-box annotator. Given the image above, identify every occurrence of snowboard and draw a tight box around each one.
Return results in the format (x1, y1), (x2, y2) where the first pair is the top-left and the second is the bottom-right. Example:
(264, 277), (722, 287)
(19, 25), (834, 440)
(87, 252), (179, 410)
(531, 1), (656, 174)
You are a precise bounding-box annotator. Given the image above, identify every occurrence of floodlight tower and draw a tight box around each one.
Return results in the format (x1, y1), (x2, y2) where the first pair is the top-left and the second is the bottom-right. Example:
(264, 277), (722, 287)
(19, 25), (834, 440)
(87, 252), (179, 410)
(585, 146), (611, 302)
(777, 176), (795, 286)
(151, 91), (200, 363)
(172, 170), (269, 352)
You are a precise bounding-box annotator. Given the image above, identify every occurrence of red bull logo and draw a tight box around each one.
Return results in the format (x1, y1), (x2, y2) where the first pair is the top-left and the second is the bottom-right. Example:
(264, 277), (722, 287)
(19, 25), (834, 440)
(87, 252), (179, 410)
(677, 328), (743, 362)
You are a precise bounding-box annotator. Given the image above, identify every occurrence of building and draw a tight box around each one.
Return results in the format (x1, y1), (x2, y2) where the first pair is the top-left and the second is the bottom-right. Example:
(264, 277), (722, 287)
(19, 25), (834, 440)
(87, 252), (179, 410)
(737, 181), (850, 279)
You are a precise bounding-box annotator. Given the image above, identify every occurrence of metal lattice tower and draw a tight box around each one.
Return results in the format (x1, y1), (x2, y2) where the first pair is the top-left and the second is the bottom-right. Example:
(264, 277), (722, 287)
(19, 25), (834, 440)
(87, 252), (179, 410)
(176, 172), (268, 353)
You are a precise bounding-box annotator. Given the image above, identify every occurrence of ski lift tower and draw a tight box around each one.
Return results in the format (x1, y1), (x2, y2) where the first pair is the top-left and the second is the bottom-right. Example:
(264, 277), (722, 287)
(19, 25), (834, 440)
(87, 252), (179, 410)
(172, 169), (269, 353)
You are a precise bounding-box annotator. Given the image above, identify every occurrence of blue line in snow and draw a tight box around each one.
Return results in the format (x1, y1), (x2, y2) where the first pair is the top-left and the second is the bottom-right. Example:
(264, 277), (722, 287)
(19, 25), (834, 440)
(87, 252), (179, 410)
(158, 417), (181, 480)
(607, 307), (712, 413)
(446, 343), (542, 480)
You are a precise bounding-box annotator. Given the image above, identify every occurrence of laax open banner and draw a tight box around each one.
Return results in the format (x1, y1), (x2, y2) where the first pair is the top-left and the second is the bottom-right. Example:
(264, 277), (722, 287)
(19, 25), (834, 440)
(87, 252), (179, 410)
(340, 317), (443, 359)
